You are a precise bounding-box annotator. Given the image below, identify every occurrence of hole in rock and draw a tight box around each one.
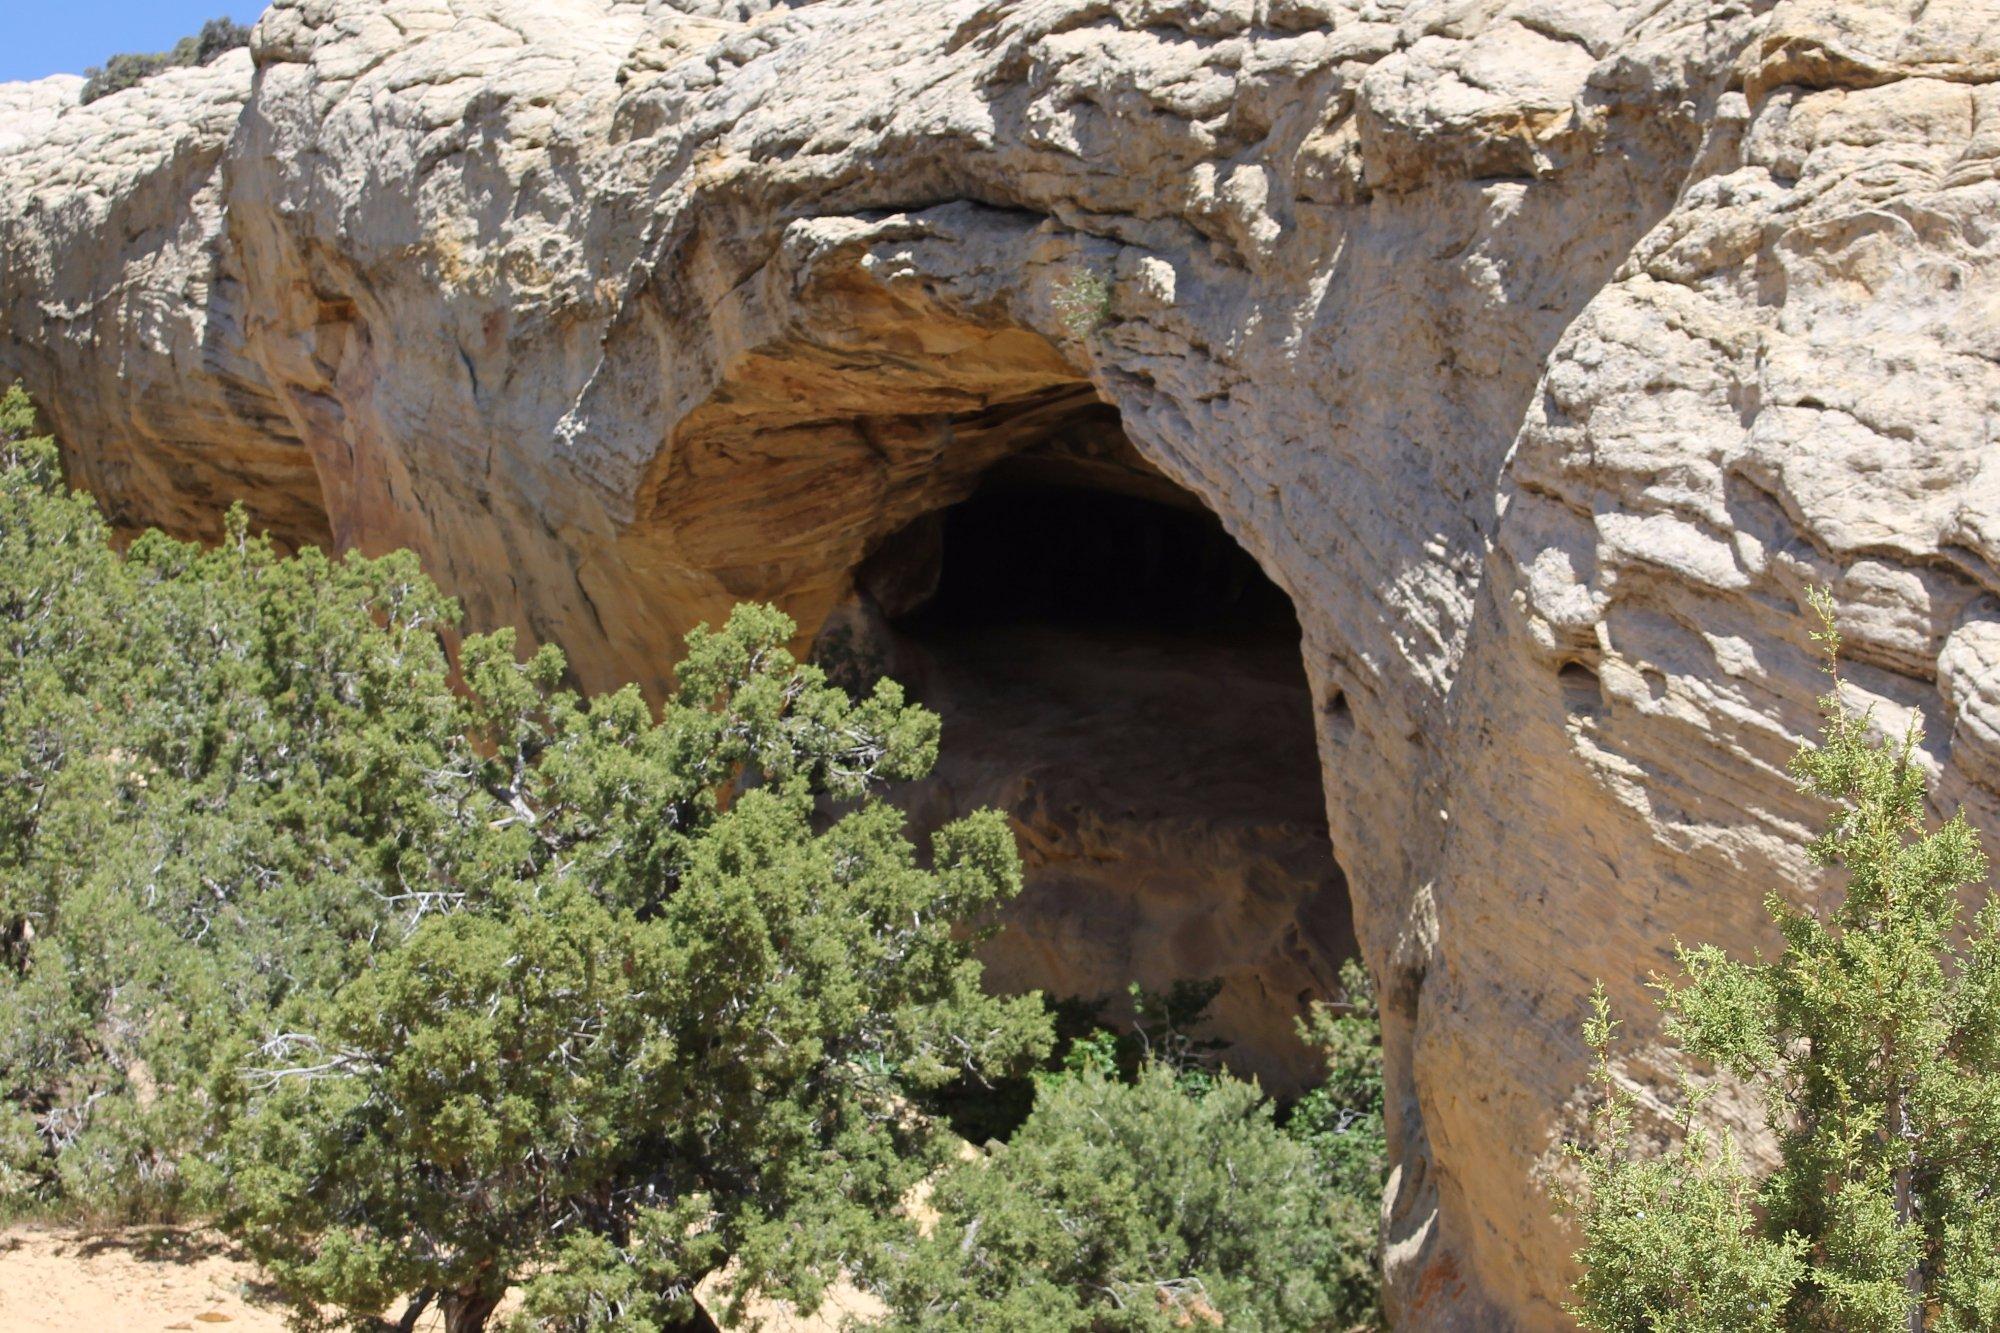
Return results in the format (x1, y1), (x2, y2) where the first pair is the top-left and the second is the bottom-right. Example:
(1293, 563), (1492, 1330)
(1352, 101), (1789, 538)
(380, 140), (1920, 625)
(835, 428), (1356, 1091)
(1559, 659), (1605, 719)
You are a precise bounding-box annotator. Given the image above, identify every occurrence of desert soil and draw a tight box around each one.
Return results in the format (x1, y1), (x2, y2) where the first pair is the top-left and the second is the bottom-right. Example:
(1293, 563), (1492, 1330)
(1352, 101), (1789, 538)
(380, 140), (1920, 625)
(0, 1225), (293, 1332)
(0, 1224), (869, 1331)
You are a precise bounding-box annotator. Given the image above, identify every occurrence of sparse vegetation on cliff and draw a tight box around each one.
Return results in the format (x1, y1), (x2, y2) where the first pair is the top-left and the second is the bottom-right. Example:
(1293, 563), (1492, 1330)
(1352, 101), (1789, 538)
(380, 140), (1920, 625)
(1559, 591), (2000, 1332)
(80, 18), (250, 105)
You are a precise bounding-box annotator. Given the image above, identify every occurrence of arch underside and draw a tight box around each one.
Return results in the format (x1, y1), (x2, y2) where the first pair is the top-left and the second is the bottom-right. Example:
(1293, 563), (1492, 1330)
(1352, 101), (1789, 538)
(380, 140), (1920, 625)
(668, 370), (1359, 1087)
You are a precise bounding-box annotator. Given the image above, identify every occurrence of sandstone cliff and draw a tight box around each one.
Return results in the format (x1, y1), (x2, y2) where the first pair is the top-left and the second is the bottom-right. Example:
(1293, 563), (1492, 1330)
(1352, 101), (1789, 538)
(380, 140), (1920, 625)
(4, 1), (1998, 1326)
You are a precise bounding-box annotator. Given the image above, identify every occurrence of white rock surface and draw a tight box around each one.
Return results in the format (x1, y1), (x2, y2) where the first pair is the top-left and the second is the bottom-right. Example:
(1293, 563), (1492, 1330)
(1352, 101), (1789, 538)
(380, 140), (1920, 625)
(4, 0), (1998, 1326)
(0, 76), (82, 154)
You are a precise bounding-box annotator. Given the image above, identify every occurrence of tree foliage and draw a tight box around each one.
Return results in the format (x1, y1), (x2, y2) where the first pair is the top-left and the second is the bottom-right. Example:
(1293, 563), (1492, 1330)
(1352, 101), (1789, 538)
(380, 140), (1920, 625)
(80, 18), (251, 104)
(1560, 589), (2000, 1332)
(1286, 958), (1391, 1324)
(875, 961), (1386, 1332)
(0, 386), (1049, 1329)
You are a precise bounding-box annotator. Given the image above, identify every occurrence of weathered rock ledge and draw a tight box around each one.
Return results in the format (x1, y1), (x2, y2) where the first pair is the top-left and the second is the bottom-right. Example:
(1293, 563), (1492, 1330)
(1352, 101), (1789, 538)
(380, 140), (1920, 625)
(5, 1), (2000, 1326)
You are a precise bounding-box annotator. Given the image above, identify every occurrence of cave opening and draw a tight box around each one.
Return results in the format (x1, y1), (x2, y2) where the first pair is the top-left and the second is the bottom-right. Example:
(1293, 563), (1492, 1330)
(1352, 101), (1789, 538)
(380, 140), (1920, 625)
(839, 417), (1356, 1091)
(894, 481), (1299, 638)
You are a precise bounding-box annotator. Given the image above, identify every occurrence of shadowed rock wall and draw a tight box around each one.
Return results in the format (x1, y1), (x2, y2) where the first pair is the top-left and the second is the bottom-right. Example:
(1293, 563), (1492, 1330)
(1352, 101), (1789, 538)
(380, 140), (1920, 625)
(5, 1), (1999, 1325)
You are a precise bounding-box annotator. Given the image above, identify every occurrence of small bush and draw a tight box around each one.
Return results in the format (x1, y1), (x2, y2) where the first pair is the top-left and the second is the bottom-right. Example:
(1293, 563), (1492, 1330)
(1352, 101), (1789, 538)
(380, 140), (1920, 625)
(1053, 267), (1113, 336)
(877, 965), (1386, 1331)
(81, 19), (251, 105)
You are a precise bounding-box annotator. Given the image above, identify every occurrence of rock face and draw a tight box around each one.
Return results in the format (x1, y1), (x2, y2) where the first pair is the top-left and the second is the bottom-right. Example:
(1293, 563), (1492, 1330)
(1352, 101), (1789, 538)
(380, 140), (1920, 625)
(4, 0), (1999, 1326)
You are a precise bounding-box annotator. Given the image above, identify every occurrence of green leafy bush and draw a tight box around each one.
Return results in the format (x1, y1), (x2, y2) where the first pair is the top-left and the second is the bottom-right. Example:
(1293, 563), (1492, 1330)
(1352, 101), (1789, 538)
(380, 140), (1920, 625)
(875, 964), (1386, 1331)
(0, 385), (1049, 1328)
(1559, 590), (2000, 1332)
(80, 18), (251, 104)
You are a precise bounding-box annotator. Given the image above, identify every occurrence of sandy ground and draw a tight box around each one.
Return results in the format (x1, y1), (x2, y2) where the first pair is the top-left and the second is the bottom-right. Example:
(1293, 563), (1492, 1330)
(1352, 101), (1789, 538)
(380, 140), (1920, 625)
(0, 1228), (496, 1331)
(0, 1225), (877, 1332)
(0, 1225), (293, 1332)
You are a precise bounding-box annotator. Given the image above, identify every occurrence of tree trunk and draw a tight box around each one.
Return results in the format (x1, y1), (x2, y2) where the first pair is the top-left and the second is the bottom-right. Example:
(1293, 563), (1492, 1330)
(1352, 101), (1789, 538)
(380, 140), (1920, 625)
(2, 914), (31, 973)
(441, 1287), (502, 1333)
(392, 1289), (434, 1333)
(665, 1312), (720, 1333)
(1895, 1160), (1924, 1333)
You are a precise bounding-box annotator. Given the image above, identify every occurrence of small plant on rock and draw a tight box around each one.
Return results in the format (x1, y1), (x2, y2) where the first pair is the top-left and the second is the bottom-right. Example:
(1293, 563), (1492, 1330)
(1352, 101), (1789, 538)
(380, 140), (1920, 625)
(1053, 267), (1113, 337)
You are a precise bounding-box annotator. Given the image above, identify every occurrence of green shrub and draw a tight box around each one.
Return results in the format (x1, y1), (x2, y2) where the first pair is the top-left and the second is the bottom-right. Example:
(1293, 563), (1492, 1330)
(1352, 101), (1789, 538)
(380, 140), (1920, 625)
(1558, 590), (2000, 1332)
(1284, 959), (1390, 1325)
(875, 964), (1386, 1331)
(80, 18), (251, 104)
(0, 385), (1050, 1328)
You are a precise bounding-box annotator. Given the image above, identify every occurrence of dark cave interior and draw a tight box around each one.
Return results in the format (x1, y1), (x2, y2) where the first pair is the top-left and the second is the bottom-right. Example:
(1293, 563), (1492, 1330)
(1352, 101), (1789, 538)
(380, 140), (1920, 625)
(844, 437), (1357, 1089)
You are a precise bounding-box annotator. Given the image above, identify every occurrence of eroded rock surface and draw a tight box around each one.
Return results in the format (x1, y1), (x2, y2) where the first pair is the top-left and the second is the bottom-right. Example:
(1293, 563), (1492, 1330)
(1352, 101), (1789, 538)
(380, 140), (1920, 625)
(4, 1), (1998, 1326)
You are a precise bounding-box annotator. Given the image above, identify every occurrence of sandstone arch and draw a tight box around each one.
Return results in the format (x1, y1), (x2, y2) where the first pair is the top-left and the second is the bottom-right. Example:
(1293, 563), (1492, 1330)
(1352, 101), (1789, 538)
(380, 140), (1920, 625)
(591, 223), (1361, 1091)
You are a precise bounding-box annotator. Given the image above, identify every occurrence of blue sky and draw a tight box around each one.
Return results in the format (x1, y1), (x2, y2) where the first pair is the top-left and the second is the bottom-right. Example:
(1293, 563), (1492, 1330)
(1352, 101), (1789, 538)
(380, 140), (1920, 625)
(4, 2), (271, 84)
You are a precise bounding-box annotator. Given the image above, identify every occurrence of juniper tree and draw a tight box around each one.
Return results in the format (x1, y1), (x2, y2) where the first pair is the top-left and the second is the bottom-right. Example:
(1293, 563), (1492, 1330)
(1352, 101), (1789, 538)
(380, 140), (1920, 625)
(1561, 589), (2000, 1332)
(874, 960), (1386, 1332)
(3, 382), (480, 1215)
(201, 608), (1050, 1332)
(225, 635), (1051, 1331)
(0, 388), (1051, 1327)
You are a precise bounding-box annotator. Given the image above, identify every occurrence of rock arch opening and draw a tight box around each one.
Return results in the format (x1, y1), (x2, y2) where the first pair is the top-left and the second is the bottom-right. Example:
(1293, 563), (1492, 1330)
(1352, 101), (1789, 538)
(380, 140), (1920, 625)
(828, 414), (1355, 1089)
